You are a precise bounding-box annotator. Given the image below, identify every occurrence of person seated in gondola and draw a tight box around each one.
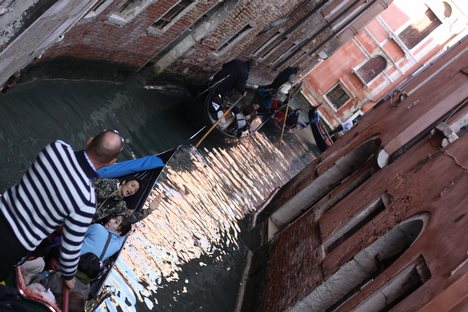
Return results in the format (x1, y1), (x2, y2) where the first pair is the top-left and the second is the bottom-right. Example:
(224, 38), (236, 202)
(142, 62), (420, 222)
(256, 67), (298, 114)
(31, 215), (132, 304)
(226, 103), (260, 136)
(93, 178), (159, 224)
(284, 108), (306, 130)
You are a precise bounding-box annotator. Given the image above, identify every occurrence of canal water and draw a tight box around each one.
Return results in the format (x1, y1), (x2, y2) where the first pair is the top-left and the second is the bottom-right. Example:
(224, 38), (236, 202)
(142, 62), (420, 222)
(0, 79), (315, 311)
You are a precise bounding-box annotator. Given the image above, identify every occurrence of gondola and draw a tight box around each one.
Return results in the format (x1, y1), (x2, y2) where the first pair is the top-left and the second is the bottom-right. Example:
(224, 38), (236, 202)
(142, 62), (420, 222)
(308, 109), (333, 153)
(3, 146), (179, 312)
(184, 84), (261, 143)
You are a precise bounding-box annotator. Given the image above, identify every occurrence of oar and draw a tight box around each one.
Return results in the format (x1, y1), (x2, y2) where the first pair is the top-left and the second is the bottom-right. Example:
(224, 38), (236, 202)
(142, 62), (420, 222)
(279, 104), (290, 143)
(62, 285), (70, 312)
(194, 95), (245, 149)
(195, 75), (230, 99)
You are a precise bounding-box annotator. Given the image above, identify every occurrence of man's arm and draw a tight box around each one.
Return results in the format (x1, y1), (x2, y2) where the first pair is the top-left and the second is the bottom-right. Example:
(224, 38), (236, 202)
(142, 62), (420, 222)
(59, 203), (95, 286)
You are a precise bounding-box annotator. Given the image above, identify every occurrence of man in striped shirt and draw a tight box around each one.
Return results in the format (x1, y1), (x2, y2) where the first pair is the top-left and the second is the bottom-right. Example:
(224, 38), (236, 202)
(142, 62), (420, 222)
(0, 130), (125, 290)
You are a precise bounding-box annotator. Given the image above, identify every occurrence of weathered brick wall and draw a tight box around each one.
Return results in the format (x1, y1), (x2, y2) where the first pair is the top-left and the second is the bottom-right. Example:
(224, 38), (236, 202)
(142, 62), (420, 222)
(249, 40), (468, 311)
(167, 0), (309, 82)
(42, 0), (220, 69)
(39, 0), (389, 84)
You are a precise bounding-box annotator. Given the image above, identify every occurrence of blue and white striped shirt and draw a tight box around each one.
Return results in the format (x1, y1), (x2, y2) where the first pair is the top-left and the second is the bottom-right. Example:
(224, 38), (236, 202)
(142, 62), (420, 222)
(0, 140), (98, 279)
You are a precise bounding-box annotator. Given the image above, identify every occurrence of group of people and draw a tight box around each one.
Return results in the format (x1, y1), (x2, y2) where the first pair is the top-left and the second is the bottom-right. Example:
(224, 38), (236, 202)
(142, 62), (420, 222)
(207, 59), (304, 135)
(0, 129), (160, 311)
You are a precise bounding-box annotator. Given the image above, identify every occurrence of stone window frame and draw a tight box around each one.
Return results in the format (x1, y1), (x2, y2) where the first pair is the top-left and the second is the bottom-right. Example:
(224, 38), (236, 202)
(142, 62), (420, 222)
(272, 42), (298, 67)
(324, 80), (353, 112)
(84, 0), (114, 20)
(214, 22), (256, 56)
(251, 32), (282, 57)
(352, 54), (389, 87)
(147, 0), (198, 36)
(394, 4), (443, 51)
(257, 33), (286, 61)
(108, 0), (155, 26)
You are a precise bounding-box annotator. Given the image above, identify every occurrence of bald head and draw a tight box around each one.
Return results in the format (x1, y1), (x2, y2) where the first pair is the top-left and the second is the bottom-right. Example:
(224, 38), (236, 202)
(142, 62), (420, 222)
(86, 130), (125, 169)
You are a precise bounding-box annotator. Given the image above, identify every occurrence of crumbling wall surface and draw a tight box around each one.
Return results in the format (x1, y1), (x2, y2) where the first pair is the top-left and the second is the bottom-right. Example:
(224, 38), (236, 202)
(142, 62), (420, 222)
(0, 0), (96, 87)
(250, 39), (468, 312)
(260, 128), (468, 311)
(40, 0), (220, 69)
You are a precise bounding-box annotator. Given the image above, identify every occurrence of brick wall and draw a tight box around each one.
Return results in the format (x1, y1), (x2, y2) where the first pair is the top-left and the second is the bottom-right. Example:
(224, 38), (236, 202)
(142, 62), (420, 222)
(244, 39), (468, 311)
(42, 0), (220, 69)
(39, 0), (386, 85)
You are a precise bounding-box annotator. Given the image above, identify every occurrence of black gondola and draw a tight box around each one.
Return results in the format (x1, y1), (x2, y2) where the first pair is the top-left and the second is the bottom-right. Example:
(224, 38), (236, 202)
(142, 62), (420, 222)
(184, 84), (261, 143)
(5, 147), (178, 312)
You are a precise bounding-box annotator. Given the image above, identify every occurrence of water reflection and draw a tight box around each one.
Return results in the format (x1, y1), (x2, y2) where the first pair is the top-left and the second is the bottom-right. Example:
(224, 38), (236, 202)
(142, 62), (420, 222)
(99, 133), (313, 311)
(0, 79), (315, 311)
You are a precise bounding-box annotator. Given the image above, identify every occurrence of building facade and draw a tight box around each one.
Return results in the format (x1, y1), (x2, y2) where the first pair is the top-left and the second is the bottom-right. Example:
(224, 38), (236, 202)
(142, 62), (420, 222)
(237, 38), (468, 311)
(25, 0), (393, 85)
(301, 0), (467, 128)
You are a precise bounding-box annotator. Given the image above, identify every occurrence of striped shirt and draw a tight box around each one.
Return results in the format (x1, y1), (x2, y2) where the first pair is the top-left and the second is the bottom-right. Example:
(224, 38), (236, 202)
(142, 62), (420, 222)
(0, 140), (98, 279)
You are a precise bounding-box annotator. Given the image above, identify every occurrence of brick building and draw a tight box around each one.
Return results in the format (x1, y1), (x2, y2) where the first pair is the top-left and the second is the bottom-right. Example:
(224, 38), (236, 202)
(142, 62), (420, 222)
(29, 0), (393, 85)
(237, 39), (468, 311)
(301, 0), (467, 129)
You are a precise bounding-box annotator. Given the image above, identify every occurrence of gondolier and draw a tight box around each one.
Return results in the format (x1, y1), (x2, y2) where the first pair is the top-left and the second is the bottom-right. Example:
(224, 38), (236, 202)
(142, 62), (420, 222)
(0, 130), (124, 289)
(209, 59), (254, 98)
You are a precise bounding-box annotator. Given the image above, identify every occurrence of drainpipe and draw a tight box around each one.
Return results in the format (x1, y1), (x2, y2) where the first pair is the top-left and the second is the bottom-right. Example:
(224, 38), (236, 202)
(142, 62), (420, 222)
(150, 0), (238, 75)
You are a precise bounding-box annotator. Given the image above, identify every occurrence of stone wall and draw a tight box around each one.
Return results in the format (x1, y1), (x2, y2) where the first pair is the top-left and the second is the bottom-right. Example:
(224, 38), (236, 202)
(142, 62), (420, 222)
(239, 37), (468, 312)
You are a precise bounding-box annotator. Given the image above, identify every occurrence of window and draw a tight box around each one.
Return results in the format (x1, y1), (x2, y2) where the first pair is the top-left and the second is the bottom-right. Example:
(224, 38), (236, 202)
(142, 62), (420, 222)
(325, 82), (352, 110)
(216, 23), (254, 53)
(258, 34), (284, 59)
(252, 32), (281, 57)
(325, 195), (388, 253)
(152, 0), (195, 30)
(354, 55), (387, 85)
(84, 0), (113, 19)
(109, 0), (154, 25)
(398, 9), (442, 49)
(272, 43), (297, 65)
(291, 215), (429, 312)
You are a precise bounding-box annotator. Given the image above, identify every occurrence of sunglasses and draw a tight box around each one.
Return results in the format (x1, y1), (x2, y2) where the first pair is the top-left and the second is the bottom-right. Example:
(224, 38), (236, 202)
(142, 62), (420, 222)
(102, 129), (126, 149)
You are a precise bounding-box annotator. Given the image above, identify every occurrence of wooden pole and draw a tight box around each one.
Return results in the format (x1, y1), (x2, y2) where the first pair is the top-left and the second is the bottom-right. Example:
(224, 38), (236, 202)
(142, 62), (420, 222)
(63, 285), (70, 312)
(194, 95), (245, 149)
(279, 104), (290, 144)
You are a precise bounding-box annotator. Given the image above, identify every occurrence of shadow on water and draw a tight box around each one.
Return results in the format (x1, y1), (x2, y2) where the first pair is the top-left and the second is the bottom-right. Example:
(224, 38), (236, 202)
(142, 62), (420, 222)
(0, 79), (316, 311)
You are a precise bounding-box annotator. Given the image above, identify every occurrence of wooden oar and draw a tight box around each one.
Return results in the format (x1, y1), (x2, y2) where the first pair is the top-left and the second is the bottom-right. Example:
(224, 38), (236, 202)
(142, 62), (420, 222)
(196, 75), (230, 99)
(62, 285), (70, 312)
(279, 104), (290, 143)
(194, 95), (245, 149)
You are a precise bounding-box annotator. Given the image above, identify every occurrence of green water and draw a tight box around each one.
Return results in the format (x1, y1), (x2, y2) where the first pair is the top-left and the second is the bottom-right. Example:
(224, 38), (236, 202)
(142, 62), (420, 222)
(0, 80), (314, 311)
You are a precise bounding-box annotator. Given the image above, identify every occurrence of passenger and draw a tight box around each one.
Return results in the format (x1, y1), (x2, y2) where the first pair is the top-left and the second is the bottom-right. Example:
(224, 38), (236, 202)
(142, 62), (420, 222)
(210, 59), (255, 99)
(0, 129), (125, 290)
(93, 178), (160, 224)
(80, 215), (132, 263)
(19, 257), (56, 304)
(31, 216), (130, 304)
(256, 67), (298, 113)
(227, 103), (260, 136)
